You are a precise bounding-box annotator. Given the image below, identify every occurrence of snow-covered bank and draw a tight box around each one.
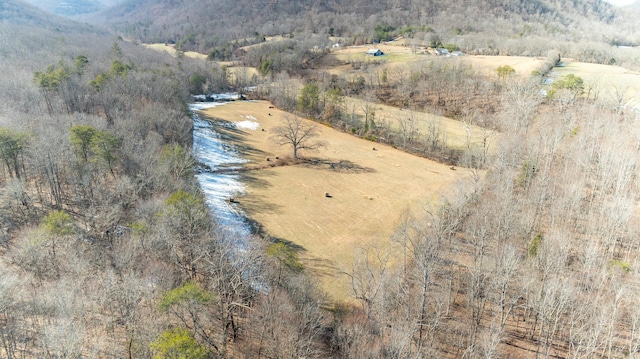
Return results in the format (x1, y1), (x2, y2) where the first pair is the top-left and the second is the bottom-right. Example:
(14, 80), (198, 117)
(189, 102), (252, 242)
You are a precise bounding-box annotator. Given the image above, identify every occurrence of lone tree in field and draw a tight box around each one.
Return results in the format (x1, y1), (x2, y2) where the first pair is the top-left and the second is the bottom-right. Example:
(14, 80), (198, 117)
(271, 116), (322, 159)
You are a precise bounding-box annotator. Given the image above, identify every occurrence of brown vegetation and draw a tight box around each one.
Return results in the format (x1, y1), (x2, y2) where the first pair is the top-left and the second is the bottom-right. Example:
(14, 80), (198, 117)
(3, 0), (640, 357)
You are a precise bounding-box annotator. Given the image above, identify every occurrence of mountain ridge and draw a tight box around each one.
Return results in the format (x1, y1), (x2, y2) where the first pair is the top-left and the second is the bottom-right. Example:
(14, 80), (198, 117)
(96, 0), (624, 56)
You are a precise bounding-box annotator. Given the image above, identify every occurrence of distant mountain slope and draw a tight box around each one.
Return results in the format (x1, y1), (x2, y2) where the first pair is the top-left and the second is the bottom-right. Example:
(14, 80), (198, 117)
(98, 0), (620, 55)
(0, 0), (99, 31)
(0, 0), (51, 23)
(23, 0), (127, 16)
(24, 0), (101, 16)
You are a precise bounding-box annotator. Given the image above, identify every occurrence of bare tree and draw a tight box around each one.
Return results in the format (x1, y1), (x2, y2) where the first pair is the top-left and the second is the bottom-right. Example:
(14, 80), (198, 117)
(271, 116), (324, 159)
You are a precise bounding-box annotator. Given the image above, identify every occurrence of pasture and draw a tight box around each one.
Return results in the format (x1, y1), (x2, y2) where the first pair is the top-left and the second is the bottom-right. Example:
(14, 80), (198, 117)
(338, 96), (498, 151)
(200, 101), (471, 300)
(322, 43), (547, 79)
(552, 60), (640, 107)
(142, 43), (207, 59)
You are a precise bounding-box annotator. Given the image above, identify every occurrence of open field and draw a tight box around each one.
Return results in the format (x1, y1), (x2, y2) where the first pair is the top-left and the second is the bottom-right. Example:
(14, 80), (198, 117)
(142, 44), (260, 81)
(340, 96), (498, 150)
(322, 43), (546, 78)
(553, 60), (640, 107)
(237, 35), (290, 52)
(200, 101), (471, 301)
(326, 44), (640, 108)
(142, 43), (208, 59)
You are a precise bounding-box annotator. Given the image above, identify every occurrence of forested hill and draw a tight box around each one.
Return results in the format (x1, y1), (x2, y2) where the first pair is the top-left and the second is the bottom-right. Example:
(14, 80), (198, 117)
(21, 0), (128, 17)
(98, 0), (625, 54)
(0, 0), (100, 32)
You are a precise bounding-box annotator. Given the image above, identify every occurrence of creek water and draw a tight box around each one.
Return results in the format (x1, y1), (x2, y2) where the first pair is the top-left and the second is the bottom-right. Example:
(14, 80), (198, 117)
(189, 100), (257, 246)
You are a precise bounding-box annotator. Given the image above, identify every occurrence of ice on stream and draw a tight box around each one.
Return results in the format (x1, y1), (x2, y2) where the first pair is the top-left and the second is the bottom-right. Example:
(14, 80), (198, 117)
(189, 102), (252, 242)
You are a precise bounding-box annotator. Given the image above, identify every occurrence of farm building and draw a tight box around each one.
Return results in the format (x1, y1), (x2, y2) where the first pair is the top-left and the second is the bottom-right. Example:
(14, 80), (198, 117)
(366, 48), (384, 56)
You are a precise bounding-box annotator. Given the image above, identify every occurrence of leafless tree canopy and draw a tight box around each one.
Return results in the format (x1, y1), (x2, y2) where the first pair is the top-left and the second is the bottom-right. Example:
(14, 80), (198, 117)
(2, 0), (640, 357)
(270, 115), (323, 159)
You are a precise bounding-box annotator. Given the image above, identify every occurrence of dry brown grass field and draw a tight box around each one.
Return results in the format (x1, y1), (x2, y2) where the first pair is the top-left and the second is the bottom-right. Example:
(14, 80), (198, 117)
(142, 43), (208, 59)
(339, 96), (498, 150)
(142, 44), (261, 80)
(553, 59), (640, 106)
(200, 101), (472, 301)
(322, 43), (546, 78)
(328, 43), (640, 108)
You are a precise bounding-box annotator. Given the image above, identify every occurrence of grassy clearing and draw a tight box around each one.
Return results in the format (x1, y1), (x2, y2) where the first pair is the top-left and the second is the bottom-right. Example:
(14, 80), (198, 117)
(142, 44), (260, 81)
(324, 43), (546, 79)
(336, 43), (640, 107)
(553, 60), (640, 106)
(142, 43), (207, 60)
(200, 101), (471, 301)
(322, 44), (417, 65)
(340, 96), (498, 151)
(236, 35), (291, 52)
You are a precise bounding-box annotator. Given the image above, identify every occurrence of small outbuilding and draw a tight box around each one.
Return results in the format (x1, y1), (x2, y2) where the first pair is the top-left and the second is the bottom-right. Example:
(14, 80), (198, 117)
(366, 48), (384, 56)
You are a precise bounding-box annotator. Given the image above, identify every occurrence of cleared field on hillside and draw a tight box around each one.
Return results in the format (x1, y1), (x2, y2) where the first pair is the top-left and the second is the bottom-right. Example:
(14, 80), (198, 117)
(142, 44), (260, 81)
(340, 96), (498, 151)
(322, 43), (546, 78)
(326, 44), (640, 108)
(553, 60), (640, 106)
(142, 43), (207, 59)
(200, 101), (470, 301)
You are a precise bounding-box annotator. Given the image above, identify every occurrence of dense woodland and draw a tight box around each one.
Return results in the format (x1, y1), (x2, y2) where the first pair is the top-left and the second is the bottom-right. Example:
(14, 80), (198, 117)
(2, 0), (640, 357)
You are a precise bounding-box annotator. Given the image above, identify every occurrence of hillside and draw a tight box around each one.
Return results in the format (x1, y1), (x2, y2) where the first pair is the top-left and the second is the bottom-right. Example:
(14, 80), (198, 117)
(0, 0), (100, 32)
(22, 0), (128, 16)
(99, 0), (627, 57)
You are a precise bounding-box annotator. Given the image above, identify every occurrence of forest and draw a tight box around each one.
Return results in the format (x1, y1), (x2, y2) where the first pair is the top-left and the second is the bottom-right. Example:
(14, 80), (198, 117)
(1, 0), (640, 357)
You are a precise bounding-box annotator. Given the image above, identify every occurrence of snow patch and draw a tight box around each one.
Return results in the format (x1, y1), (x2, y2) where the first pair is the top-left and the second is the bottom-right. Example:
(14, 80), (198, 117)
(189, 102), (228, 111)
(236, 121), (260, 130)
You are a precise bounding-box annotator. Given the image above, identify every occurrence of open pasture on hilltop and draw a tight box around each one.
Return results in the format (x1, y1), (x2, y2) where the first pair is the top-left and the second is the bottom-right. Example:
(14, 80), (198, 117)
(200, 101), (472, 300)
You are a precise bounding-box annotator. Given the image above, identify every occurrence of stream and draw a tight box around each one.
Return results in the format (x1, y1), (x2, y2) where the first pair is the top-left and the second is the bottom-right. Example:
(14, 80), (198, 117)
(189, 100), (254, 246)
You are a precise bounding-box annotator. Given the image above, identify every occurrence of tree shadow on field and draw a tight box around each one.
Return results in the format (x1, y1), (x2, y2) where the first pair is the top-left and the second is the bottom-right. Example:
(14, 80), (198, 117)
(242, 210), (342, 283)
(260, 234), (342, 284)
(301, 158), (376, 174)
(245, 218), (306, 252)
(237, 192), (282, 216)
(235, 171), (283, 215)
(209, 117), (266, 159)
(301, 256), (341, 279)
